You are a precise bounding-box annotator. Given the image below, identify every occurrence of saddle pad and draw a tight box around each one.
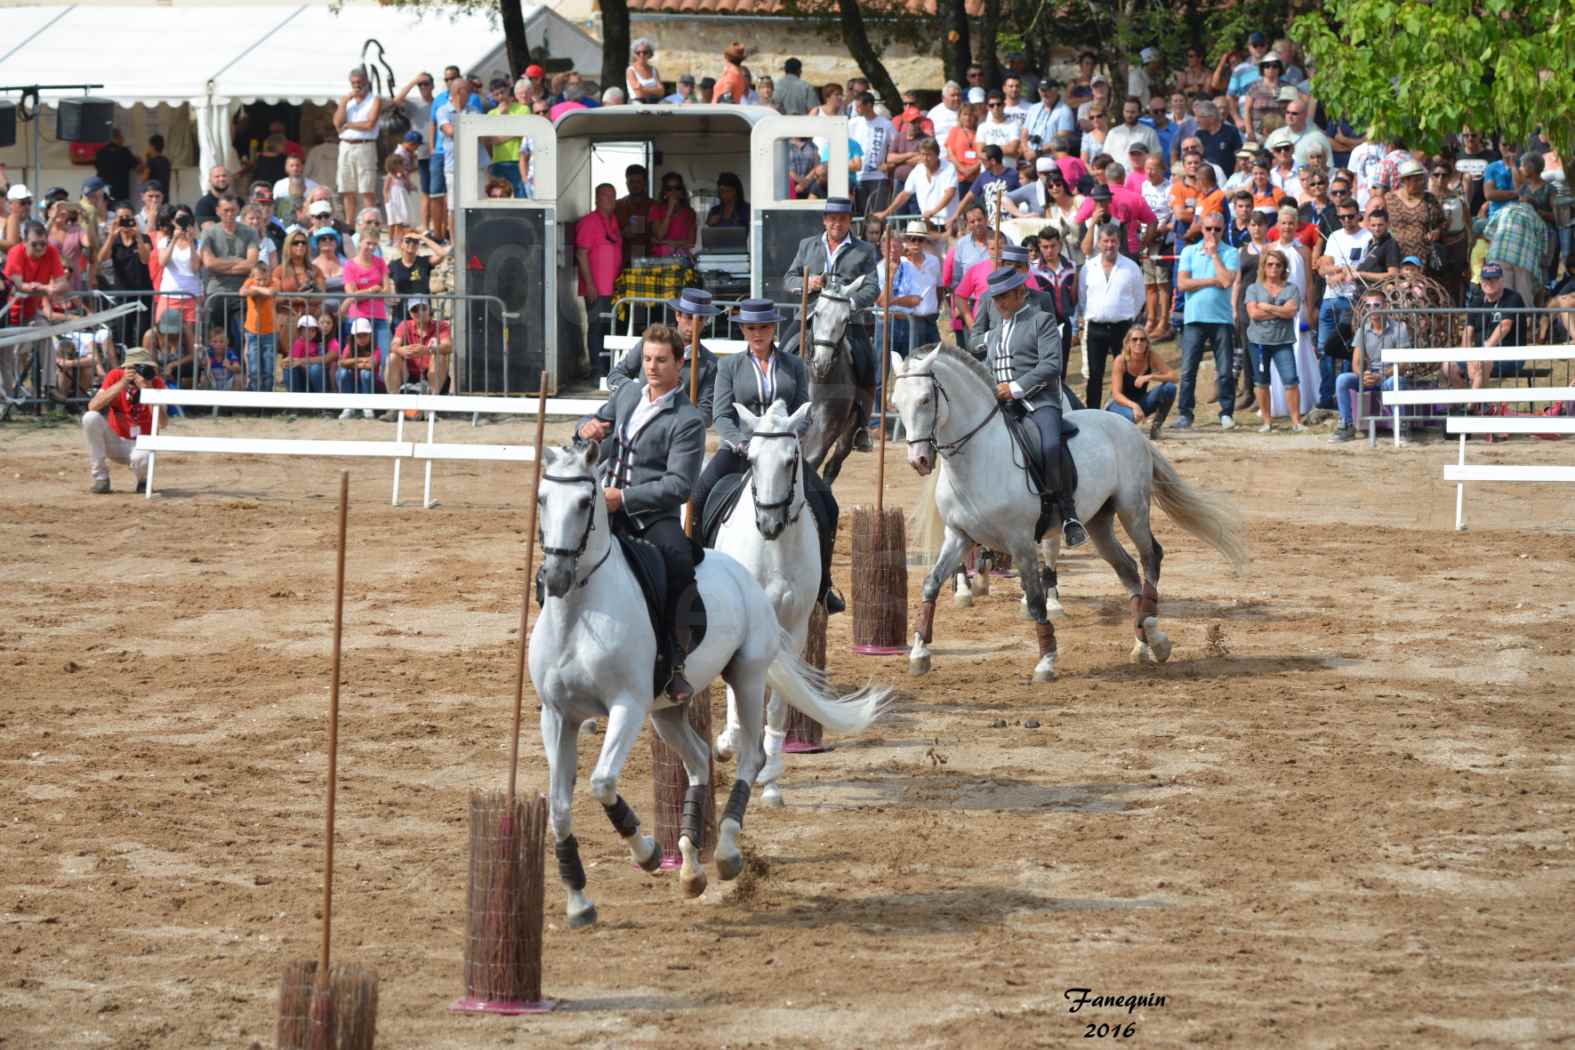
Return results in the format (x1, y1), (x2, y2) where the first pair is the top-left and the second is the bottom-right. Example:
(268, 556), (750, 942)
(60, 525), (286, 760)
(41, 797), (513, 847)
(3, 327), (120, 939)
(701, 470), (751, 548)
(615, 533), (709, 700)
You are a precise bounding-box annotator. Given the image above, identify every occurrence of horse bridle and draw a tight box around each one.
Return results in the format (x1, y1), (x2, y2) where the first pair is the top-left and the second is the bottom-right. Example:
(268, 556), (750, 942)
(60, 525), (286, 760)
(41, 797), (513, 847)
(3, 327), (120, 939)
(747, 431), (805, 528)
(807, 291), (851, 360)
(539, 473), (612, 589)
(893, 370), (1001, 459)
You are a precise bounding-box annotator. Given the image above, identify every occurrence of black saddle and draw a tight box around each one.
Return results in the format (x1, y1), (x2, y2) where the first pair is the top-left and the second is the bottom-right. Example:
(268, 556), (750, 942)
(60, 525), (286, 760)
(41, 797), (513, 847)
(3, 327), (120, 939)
(701, 470), (751, 548)
(615, 533), (708, 698)
(1002, 408), (1081, 542)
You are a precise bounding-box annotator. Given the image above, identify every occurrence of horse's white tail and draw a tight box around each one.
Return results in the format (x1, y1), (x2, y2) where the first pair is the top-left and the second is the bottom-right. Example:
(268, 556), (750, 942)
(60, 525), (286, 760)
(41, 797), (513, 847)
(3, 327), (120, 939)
(1149, 446), (1251, 573)
(766, 628), (891, 735)
(910, 468), (945, 561)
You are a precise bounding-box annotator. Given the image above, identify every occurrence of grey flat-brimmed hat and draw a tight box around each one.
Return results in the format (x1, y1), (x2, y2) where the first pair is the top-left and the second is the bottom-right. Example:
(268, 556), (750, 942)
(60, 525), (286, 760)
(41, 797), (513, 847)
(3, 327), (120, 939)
(986, 268), (1026, 297)
(823, 196), (853, 214)
(668, 287), (722, 317)
(999, 244), (1030, 264)
(735, 297), (784, 324)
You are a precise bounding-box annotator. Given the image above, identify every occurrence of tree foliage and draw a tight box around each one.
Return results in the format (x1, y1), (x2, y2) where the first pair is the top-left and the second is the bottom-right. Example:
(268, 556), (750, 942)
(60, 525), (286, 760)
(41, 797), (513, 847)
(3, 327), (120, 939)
(1292, 0), (1575, 157)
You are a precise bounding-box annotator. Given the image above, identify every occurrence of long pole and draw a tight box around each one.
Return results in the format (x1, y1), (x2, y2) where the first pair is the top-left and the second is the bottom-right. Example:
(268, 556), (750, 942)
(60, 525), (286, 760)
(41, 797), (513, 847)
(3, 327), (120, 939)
(506, 371), (550, 805)
(798, 268), (811, 358)
(685, 321), (702, 538)
(991, 182), (1003, 265)
(320, 470), (350, 982)
(876, 228), (896, 522)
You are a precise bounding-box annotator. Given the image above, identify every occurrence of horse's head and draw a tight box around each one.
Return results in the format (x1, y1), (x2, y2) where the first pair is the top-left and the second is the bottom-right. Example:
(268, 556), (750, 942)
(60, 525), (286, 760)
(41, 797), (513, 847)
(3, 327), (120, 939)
(737, 399), (810, 540)
(805, 274), (866, 378)
(538, 442), (603, 598)
(892, 346), (949, 477)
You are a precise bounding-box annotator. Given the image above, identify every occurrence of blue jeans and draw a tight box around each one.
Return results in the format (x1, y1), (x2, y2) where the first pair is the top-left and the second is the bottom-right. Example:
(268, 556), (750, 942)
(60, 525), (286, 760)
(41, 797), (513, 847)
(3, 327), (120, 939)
(489, 160), (526, 198)
(1178, 322), (1235, 421)
(245, 332), (277, 392)
(286, 362), (326, 393)
(1334, 372), (1403, 429)
(1247, 341), (1298, 386)
(1105, 381), (1177, 423)
(336, 366), (374, 394)
(1317, 296), (1353, 408)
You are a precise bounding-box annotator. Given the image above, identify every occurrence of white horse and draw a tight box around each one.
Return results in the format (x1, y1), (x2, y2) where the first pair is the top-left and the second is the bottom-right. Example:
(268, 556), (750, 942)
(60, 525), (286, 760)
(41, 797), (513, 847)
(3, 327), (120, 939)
(529, 441), (888, 927)
(891, 344), (1249, 681)
(711, 400), (821, 808)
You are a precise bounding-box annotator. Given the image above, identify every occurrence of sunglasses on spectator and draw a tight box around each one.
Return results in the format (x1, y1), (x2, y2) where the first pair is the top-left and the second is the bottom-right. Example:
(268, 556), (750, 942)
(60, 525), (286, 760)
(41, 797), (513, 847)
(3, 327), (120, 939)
(1273, 145), (1293, 152)
(1431, 169), (1448, 177)
(1203, 224), (1224, 232)
(988, 102), (1003, 109)
(419, 80), (434, 88)
(1339, 212), (1360, 221)
(1330, 188), (1350, 196)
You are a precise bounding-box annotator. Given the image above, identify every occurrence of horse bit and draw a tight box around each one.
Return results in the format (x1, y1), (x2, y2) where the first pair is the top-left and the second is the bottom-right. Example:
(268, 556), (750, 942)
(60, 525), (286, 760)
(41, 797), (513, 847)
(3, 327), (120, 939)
(893, 371), (1001, 459)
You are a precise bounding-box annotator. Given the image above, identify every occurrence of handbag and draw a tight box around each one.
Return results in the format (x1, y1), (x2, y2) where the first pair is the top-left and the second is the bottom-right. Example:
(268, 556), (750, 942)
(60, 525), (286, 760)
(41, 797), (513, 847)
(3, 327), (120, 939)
(361, 39), (411, 141)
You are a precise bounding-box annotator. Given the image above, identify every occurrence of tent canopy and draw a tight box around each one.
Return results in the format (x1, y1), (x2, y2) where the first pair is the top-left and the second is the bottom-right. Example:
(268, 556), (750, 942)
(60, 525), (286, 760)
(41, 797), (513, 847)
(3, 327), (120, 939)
(0, 3), (602, 177)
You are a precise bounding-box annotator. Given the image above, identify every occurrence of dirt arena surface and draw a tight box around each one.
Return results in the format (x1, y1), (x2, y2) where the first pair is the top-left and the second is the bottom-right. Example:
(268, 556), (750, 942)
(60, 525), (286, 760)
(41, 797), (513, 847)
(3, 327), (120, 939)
(3, 407), (1573, 1049)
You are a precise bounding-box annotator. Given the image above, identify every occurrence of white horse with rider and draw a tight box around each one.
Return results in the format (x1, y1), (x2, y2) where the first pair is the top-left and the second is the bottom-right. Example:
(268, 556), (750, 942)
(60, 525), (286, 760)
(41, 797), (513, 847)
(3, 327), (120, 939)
(891, 343), (1249, 681)
(529, 441), (888, 927)
(710, 399), (821, 807)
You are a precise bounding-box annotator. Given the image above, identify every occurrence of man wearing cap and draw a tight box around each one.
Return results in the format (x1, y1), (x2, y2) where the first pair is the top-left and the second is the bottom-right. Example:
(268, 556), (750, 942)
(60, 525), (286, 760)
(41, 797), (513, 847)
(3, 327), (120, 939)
(698, 298), (844, 614)
(608, 289), (721, 423)
(1264, 128), (1302, 197)
(575, 323), (708, 701)
(384, 297), (452, 404)
(81, 347), (168, 494)
(783, 197), (882, 450)
(78, 177), (111, 238)
(3, 184), (35, 254)
(970, 243), (1056, 349)
(982, 266), (1087, 547)
(1442, 261), (1526, 395)
(1021, 80), (1076, 163)
(1128, 48), (1164, 108)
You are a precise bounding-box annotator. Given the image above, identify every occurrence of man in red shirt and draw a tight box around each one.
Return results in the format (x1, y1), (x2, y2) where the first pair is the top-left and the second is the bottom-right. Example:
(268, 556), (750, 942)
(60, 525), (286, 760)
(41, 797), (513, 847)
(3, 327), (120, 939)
(382, 297), (452, 410)
(82, 347), (168, 493)
(4, 221), (67, 324)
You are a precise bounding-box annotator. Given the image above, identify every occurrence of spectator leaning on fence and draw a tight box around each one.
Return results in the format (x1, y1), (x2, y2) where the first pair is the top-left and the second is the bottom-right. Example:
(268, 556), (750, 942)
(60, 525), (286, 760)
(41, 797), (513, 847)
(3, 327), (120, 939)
(383, 296), (452, 408)
(199, 194), (260, 355)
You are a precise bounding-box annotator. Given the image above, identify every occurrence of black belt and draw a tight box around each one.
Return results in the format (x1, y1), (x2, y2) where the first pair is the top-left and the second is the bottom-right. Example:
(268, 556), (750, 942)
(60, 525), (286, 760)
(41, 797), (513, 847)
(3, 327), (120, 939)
(1088, 318), (1135, 326)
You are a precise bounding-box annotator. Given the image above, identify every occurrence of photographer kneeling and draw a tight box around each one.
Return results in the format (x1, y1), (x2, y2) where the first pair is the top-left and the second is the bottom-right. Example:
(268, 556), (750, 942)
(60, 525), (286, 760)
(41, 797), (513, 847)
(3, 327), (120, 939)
(81, 347), (167, 494)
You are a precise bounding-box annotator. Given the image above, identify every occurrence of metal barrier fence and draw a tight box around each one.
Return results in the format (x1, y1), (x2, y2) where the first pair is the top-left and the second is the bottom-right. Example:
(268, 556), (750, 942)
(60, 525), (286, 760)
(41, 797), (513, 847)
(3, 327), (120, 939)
(203, 289), (515, 404)
(1355, 305), (1574, 443)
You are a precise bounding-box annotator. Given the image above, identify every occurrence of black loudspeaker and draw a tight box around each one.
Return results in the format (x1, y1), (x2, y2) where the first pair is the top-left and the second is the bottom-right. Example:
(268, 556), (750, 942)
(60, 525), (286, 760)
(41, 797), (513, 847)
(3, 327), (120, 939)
(56, 97), (114, 143)
(460, 207), (555, 394)
(0, 101), (15, 149)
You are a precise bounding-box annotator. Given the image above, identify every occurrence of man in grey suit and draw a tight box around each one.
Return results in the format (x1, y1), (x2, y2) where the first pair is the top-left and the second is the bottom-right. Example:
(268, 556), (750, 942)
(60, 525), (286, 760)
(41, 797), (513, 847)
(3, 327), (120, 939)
(695, 298), (845, 614)
(576, 324), (708, 701)
(969, 243), (1058, 352)
(607, 288), (722, 424)
(782, 196), (881, 451)
(982, 267), (1088, 548)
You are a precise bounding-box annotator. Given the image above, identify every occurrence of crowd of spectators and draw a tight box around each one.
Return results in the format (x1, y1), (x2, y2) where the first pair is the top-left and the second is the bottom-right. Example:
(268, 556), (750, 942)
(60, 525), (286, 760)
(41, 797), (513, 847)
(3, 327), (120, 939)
(3, 30), (1572, 456)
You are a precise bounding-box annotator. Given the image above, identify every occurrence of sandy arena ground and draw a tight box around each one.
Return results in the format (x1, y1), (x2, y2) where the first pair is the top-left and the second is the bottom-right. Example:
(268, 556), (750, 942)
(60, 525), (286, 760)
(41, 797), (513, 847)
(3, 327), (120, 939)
(3, 402), (1573, 1049)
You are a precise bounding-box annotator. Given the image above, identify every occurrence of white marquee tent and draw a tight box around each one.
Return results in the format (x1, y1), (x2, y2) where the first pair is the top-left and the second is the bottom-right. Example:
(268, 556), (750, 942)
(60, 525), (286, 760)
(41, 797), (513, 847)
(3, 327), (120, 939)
(0, 2), (601, 192)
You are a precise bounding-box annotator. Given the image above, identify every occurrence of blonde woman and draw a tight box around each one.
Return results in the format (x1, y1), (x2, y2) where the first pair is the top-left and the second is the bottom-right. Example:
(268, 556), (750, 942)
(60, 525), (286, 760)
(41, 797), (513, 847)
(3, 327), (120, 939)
(1106, 326), (1178, 437)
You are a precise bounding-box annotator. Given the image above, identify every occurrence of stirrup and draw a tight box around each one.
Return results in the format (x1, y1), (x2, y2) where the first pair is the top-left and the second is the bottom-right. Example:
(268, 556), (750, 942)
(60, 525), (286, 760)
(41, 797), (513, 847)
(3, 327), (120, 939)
(1061, 515), (1088, 548)
(821, 587), (846, 615)
(667, 665), (695, 703)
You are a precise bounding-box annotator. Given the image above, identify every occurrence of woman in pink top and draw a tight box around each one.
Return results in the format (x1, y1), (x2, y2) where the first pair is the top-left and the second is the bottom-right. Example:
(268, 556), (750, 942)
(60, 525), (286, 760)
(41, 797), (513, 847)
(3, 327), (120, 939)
(342, 209), (392, 369)
(648, 173), (696, 259)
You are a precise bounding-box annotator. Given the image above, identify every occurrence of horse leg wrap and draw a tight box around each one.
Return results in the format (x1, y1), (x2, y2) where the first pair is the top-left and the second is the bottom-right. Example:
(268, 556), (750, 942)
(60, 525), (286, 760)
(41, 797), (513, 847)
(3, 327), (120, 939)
(722, 779), (751, 828)
(681, 785), (708, 849)
(603, 795), (640, 839)
(1130, 595), (1146, 640)
(1035, 620), (1057, 657)
(916, 599), (936, 645)
(554, 835), (587, 891)
(1140, 582), (1160, 622)
(1042, 565), (1058, 591)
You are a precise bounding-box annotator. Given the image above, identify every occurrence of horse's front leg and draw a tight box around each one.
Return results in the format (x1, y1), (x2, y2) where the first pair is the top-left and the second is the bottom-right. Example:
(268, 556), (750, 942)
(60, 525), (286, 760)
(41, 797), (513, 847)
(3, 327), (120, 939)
(541, 703), (598, 928)
(1036, 533), (1065, 619)
(588, 697), (662, 883)
(912, 526), (970, 676)
(1014, 538), (1058, 683)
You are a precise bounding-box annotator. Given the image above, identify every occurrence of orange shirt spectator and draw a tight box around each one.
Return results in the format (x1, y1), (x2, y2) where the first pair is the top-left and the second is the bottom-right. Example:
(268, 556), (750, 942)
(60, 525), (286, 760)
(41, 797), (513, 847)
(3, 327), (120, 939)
(242, 274), (276, 335)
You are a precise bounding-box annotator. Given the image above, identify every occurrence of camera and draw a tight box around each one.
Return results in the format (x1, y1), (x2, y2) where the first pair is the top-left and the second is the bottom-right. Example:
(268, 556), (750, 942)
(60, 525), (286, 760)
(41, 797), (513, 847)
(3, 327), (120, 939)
(175, 214), (193, 230)
(120, 217), (136, 229)
(132, 363), (157, 381)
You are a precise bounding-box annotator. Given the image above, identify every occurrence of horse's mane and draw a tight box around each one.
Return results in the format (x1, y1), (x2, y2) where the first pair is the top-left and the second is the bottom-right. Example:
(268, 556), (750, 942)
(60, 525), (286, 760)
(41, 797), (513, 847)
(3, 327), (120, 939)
(919, 341), (995, 392)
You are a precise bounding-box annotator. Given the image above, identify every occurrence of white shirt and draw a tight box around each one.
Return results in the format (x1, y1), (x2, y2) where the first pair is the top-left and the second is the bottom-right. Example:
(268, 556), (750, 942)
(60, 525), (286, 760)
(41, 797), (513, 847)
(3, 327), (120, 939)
(341, 92), (378, 143)
(1140, 177), (1173, 227)
(1002, 99), (1032, 122)
(926, 102), (960, 140)
(1076, 253), (1144, 322)
(902, 161), (960, 224)
(1103, 122), (1161, 163)
(850, 112), (897, 182)
(975, 115), (1021, 152)
(1271, 167), (1303, 199)
(1348, 141), (1387, 209)
(272, 176), (321, 202)
(1322, 226), (1373, 300)
(625, 385), (677, 443)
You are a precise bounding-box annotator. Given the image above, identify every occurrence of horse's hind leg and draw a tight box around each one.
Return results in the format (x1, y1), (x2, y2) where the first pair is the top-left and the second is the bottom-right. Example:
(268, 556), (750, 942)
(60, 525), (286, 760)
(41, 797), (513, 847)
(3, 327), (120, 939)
(1085, 507), (1152, 665)
(1116, 500), (1169, 663)
(541, 703), (599, 928)
(714, 683), (741, 760)
(1011, 535), (1060, 683)
(650, 704), (716, 898)
(913, 525), (970, 676)
(711, 660), (768, 882)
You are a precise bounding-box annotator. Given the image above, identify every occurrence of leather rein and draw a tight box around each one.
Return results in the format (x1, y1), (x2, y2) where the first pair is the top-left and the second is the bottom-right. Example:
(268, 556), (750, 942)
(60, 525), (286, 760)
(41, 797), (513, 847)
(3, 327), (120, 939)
(893, 370), (1001, 460)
